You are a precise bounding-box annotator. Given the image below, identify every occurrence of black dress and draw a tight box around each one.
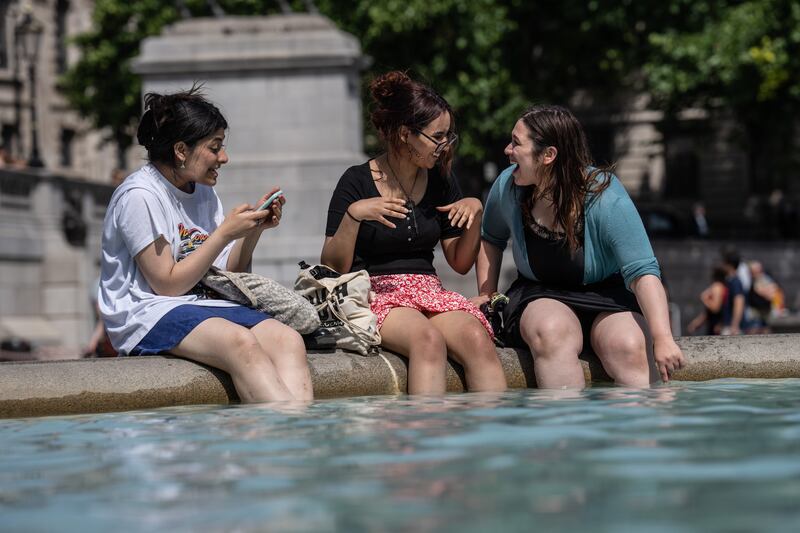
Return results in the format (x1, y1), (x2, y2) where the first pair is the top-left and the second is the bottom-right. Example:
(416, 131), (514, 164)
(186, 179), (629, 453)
(502, 218), (641, 351)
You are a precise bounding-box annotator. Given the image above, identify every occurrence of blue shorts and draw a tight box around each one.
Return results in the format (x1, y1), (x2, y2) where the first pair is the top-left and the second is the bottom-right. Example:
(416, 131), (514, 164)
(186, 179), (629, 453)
(129, 304), (272, 356)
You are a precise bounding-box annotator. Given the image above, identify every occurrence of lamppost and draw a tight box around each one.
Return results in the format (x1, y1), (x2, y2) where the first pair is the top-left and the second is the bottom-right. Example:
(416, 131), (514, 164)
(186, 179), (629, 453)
(15, 10), (44, 168)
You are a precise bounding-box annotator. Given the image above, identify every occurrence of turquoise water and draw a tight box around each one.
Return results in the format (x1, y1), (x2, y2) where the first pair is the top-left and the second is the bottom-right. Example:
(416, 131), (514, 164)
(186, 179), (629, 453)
(2, 380), (800, 532)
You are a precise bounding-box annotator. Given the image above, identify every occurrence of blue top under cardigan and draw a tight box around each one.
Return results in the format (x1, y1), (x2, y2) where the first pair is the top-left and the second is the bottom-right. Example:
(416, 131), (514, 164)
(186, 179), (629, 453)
(481, 165), (660, 290)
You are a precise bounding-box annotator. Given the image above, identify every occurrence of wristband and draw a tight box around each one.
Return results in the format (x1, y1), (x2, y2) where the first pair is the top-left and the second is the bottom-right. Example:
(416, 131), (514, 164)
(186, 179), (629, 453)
(346, 210), (361, 223)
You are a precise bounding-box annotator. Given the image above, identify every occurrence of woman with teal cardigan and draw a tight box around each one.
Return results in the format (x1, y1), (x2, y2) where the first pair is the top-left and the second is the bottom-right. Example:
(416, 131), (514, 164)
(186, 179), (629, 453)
(475, 105), (685, 387)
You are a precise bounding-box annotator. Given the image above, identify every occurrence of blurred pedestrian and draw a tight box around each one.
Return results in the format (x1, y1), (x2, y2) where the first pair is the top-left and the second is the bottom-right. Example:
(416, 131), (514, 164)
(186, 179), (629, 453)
(721, 246), (751, 293)
(82, 275), (116, 357)
(686, 264), (727, 335)
(0, 143), (26, 169)
(110, 168), (127, 187)
(748, 261), (785, 332)
(691, 202), (709, 238)
(720, 254), (748, 335)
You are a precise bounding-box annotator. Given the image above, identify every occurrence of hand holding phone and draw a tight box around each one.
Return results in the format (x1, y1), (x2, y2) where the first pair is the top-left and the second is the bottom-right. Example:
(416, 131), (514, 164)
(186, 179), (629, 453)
(256, 189), (284, 212)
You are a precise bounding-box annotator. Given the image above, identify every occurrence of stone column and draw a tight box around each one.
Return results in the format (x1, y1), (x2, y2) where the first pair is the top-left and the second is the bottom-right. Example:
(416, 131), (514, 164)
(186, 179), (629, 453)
(133, 14), (366, 284)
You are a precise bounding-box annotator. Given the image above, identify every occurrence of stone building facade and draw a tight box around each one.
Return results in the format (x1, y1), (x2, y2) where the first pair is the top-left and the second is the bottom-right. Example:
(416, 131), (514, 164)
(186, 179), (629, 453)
(0, 1), (133, 353)
(0, 167), (110, 351)
(0, 0), (125, 183)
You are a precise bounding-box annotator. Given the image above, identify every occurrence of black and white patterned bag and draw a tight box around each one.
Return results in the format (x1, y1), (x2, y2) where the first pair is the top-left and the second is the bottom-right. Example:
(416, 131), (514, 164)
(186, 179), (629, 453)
(294, 262), (381, 356)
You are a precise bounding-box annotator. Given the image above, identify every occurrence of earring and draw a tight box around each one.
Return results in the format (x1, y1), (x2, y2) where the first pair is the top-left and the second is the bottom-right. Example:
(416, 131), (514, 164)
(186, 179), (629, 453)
(180, 160), (186, 169)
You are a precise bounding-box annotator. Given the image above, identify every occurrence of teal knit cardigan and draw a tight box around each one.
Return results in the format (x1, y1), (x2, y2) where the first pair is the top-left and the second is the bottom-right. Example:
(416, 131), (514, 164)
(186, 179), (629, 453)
(481, 165), (661, 290)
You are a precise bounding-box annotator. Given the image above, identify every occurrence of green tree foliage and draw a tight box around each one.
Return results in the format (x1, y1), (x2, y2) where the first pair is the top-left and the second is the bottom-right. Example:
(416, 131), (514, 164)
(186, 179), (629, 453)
(645, 0), (800, 110)
(61, 0), (800, 178)
(644, 0), (800, 186)
(312, 0), (728, 162)
(505, 0), (722, 95)
(59, 0), (179, 165)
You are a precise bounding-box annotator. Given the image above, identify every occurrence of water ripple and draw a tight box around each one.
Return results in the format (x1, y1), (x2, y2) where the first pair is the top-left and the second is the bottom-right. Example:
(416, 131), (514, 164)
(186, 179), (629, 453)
(2, 379), (800, 532)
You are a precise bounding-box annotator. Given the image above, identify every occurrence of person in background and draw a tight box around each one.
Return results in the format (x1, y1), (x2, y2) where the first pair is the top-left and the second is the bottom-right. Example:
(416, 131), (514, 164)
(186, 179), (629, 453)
(83, 269), (117, 357)
(0, 143), (27, 169)
(720, 253), (748, 335)
(0, 144), (11, 167)
(99, 87), (312, 403)
(111, 168), (127, 187)
(85, 165), (127, 357)
(686, 264), (727, 336)
(722, 246), (752, 293)
(321, 71), (506, 395)
(747, 260), (785, 332)
(691, 202), (710, 238)
(476, 104), (685, 387)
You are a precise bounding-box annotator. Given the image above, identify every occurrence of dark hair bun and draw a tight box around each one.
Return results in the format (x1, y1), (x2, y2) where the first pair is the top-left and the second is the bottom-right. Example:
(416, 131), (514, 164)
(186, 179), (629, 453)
(367, 70), (456, 176)
(137, 93), (173, 151)
(369, 71), (413, 106)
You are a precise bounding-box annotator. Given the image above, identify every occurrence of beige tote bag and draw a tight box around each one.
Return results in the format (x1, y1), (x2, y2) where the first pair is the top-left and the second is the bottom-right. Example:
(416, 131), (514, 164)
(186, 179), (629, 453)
(294, 262), (381, 356)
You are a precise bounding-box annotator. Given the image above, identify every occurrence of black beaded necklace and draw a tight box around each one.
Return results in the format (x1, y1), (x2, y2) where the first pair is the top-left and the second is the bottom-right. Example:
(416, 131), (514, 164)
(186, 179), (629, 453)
(386, 156), (420, 207)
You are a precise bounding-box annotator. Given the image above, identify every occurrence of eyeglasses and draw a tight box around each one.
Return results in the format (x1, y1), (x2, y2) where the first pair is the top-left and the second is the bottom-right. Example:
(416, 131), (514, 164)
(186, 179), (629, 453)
(414, 129), (458, 155)
(405, 200), (418, 242)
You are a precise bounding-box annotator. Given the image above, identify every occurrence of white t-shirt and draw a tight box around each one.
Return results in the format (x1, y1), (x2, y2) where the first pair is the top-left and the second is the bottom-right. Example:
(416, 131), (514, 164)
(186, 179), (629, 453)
(99, 164), (237, 355)
(737, 261), (752, 293)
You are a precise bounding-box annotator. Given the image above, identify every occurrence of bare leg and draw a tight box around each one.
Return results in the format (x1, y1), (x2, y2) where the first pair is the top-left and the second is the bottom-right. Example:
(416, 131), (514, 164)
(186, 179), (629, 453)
(428, 310), (507, 392)
(170, 318), (294, 403)
(251, 319), (313, 401)
(518, 299), (585, 389)
(379, 307), (448, 395)
(591, 311), (656, 387)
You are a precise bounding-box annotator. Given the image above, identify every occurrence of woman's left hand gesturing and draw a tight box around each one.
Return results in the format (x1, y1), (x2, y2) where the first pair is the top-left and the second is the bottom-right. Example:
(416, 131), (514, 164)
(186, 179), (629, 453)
(436, 197), (483, 230)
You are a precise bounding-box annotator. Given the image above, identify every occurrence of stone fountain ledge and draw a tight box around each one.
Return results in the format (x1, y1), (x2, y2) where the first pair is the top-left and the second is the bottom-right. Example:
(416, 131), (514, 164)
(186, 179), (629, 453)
(2, 334), (799, 419)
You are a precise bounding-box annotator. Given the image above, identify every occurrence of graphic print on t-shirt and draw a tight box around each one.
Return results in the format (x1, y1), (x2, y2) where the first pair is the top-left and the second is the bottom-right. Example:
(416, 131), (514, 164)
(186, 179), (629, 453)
(177, 222), (209, 261)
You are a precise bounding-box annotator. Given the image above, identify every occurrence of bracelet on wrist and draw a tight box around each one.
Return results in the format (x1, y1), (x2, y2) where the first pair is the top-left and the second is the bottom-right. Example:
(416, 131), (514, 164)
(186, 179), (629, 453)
(346, 210), (361, 223)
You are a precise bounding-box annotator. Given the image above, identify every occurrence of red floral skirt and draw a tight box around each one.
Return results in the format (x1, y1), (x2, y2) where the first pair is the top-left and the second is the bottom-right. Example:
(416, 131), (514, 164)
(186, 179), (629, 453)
(370, 274), (494, 338)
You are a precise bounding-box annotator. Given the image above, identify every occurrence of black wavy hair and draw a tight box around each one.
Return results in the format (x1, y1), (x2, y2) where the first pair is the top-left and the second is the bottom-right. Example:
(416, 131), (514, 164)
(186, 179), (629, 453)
(136, 84), (228, 165)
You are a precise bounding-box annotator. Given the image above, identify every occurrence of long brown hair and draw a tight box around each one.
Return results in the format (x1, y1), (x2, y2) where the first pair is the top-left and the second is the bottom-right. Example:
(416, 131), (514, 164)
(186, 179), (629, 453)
(519, 105), (612, 251)
(369, 71), (456, 176)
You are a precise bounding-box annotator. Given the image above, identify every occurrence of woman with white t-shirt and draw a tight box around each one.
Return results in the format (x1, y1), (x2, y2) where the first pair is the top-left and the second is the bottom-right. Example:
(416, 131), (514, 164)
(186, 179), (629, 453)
(99, 87), (312, 403)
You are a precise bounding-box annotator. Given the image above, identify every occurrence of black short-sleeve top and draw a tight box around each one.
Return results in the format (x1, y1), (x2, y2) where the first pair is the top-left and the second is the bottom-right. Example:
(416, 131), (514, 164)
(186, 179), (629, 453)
(325, 161), (464, 275)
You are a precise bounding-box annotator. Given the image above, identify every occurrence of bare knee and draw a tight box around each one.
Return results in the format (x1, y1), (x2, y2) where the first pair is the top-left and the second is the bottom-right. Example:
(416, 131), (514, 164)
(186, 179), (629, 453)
(408, 326), (447, 365)
(458, 323), (498, 364)
(256, 321), (307, 368)
(271, 322), (306, 353)
(596, 329), (651, 387)
(226, 328), (269, 368)
(607, 333), (647, 367)
(521, 317), (581, 359)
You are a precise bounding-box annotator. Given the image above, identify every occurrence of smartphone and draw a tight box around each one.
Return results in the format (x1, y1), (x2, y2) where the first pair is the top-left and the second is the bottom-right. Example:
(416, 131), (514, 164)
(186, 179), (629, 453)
(256, 189), (284, 212)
